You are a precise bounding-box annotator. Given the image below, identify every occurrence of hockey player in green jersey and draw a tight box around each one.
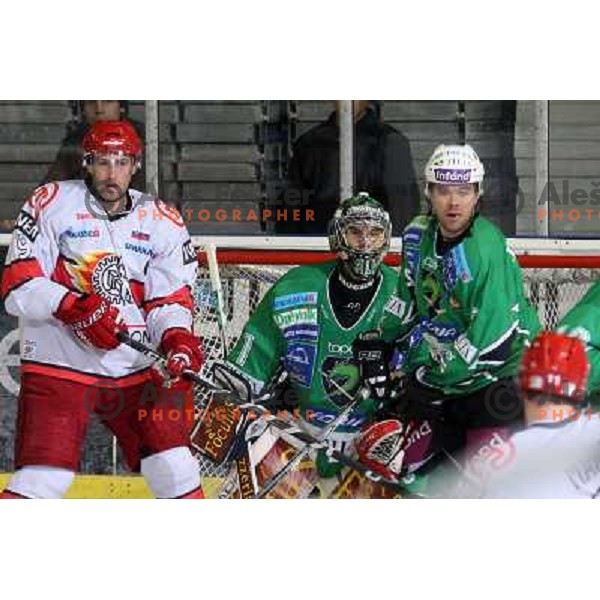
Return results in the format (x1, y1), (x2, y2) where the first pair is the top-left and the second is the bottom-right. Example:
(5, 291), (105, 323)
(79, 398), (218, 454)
(221, 193), (412, 488)
(556, 280), (600, 406)
(356, 144), (541, 484)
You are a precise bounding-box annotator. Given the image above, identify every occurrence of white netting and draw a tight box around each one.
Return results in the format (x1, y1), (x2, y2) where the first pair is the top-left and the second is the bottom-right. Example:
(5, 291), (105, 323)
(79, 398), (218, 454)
(190, 246), (600, 486)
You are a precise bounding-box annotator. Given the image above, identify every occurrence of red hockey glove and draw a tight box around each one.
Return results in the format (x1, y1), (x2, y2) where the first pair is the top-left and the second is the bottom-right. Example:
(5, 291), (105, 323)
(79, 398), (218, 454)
(55, 292), (126, 350)
(160, 328), (204, 379)
(355, 419), (408, 480)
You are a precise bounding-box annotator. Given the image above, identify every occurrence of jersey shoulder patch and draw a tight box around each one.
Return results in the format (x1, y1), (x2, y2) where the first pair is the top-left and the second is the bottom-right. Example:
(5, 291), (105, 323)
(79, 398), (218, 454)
(25, 182), (61, 219)
(153, 198), (185, 227)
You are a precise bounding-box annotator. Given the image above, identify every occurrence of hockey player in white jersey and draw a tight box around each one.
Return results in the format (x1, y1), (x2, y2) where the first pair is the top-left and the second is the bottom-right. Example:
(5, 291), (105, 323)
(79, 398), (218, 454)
(478, 331), (600, 499)
(0, 120), (205, 499)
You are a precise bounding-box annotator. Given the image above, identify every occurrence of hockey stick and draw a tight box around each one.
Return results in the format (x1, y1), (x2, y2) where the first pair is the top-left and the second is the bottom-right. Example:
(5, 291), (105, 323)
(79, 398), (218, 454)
(118, 333), (420, 496)
(204, 242), (229, 353)
(116, 331), (227, 394)
(253, 377), (370, 499)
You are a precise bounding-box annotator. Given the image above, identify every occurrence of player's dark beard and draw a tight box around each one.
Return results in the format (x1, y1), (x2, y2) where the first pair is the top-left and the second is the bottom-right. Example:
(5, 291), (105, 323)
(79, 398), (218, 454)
(85, 177), (132, 220)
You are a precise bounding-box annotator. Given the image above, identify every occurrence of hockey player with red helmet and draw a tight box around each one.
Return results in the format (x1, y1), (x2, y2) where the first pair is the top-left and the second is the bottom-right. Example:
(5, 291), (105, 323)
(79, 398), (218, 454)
(0, 120), (204, 499)
(476, 331), (600, 498)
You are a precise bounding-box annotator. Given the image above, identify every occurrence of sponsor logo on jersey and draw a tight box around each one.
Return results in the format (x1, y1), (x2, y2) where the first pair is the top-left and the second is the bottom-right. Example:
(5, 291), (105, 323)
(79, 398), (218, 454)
(403, 420), (433, 452)
(304, 406), (367, 431)
(403, 230), (423, 245)
(384, 295), (409, 321)
(65, 229), (100, 239)
(128, 329), (150, 346)
(274, 307), (318, 329)
(455, 334), (477, 364)
(237, 333), (254, 366)
(182, 239), (196, 265)
(423, 319), (459, 342)
(404, 248), (421, 283)
(15, 210), (39, 243)
(408, 318), (459, 349)
(131, 230), (151, 241)
(124, 242), (155, 258)
(13, 231), (33, 259)
(465, 432), (516, 479)
(433, 168), (472, 183)
(566, 453), (600, 491)
(284, 342), (317, 387)
(327, 341), (352, 355)
(282, 324), (319, 342)
(22, 339), (37, 359)
(273, 292), (318, 311)
(445, 244), (473, 286)
(76, 212), (95, 220)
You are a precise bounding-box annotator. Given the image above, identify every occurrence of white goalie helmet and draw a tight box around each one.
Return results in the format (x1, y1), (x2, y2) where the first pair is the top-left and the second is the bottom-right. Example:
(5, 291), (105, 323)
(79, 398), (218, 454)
(424, 144), (485, 198)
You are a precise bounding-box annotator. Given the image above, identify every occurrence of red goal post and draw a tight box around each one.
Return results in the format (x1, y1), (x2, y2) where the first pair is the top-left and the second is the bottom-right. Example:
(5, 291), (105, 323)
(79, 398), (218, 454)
(195, 236), (600, 268)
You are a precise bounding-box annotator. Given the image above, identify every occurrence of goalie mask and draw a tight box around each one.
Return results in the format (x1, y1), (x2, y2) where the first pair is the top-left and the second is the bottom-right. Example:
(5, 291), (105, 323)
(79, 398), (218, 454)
(328, 193), (391, 283)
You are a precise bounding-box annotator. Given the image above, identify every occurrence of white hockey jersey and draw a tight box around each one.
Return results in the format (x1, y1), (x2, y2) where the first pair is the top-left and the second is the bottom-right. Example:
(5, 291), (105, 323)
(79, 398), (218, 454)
(2, 180), (197, 386)
(480, 415), (600, 499)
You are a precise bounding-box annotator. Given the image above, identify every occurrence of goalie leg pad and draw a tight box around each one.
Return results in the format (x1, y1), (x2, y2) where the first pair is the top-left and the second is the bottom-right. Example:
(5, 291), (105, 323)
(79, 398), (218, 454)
(356, 419), (408, 479)
(141, 447), (202, 499)
(5, 466), (75, 499)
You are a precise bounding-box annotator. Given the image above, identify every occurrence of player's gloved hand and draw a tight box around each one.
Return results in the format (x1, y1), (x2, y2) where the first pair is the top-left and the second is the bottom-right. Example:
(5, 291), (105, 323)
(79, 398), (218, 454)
(355, 419), (407, 480)
(54, 292), (126, 350)
(160, 328), (204, 380)
(352, 330), (392, 401)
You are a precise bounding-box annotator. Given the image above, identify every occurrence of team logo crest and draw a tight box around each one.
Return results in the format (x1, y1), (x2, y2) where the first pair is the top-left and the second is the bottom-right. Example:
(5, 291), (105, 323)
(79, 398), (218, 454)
(64, 252), (132, 306)
(92, 255), (133, 306)
(322, 357), (360, 408)
(422, 273), (442, 310)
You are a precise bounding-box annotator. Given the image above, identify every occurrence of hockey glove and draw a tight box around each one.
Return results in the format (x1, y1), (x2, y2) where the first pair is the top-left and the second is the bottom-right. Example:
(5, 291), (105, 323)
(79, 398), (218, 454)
(352, 330), (392, 401)
(160, 328), (204, 379)
(355, 419), (408, 480)
(55, 292), (126, 350)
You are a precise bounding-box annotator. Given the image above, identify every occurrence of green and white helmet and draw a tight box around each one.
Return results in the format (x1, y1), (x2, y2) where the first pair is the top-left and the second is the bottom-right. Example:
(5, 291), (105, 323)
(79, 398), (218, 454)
(328, 192), (391, 282)
(424, 144), (485, 198)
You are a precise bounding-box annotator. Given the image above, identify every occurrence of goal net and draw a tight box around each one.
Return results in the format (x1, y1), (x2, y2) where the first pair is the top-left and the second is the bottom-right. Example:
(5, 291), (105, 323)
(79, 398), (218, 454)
(191, 238), (600, 492)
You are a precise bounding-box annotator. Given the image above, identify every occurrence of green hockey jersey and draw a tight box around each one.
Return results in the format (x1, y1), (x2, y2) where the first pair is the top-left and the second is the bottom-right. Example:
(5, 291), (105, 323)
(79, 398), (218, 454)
(226, 261), (413, 473)
(556, 279), (600, 404)
(391, 214), (541, 395)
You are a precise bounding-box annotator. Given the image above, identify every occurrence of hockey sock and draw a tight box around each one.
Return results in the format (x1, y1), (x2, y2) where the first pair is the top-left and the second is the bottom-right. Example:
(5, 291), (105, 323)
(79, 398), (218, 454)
(0, 490), (29, 499)
(141, 446), (203, 499)
(5, 466), (75, 499)
(175, 486), (205, 499)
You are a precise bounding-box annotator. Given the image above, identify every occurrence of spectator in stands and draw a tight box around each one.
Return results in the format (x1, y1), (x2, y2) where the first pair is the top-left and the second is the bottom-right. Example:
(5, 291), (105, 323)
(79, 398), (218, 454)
(273, 101), (420, 235)
(43, 101), (146, 191)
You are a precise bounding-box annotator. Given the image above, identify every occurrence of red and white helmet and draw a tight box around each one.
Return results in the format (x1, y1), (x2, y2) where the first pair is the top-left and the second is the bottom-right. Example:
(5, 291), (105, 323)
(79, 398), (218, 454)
(424, 144), (485, 198)
(82, 120), (142, 164)
(520, 331), (589, 400)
